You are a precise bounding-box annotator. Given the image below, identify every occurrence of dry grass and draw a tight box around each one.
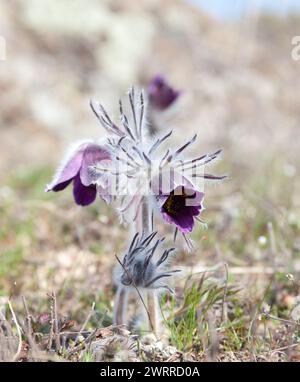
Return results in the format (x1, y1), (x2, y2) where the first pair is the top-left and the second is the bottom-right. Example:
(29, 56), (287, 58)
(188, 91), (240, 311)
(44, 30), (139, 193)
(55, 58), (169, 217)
(0, 159), (300, 362)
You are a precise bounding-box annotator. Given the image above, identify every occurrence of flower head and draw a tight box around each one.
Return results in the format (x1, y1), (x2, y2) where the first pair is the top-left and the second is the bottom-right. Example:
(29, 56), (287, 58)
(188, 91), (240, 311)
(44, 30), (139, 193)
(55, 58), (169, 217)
(90, 88), (225, 238)
(46, 141), (111, 206)
(148, 75), (180, 110)
(159, 186), (204, 234)
(155, 173), (204, 234)
(118, 232), (180, 293)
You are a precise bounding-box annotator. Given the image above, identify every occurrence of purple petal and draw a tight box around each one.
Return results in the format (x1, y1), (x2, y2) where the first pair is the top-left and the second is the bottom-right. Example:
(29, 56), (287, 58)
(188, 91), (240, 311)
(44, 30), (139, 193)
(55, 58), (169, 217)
(51, 178), (73, 192)
(46, 142), (89, 192)
(80, 144), (111, 186)
(161, 210), (194, 233)
(73, 174), (97, 206)
(161, 211), (177, 225)
(189, 205), (202, 216)
(173, 213), (195, 233)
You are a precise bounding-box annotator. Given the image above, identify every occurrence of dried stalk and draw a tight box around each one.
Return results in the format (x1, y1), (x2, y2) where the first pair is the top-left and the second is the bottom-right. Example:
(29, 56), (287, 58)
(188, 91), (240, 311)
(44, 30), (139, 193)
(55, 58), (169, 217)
(21, 295), (40, 361)
(7, 300), (22, 362)
(74, 301), (95, 346)
(47, 292), (60, 352)
(221, 262), (229, 323)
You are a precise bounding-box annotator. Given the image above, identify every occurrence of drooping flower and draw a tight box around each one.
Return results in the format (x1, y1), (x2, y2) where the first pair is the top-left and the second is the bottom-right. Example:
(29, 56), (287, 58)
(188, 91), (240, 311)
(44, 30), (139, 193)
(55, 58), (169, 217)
(157, 180), (204, 234)
(46, 141), (111, 206)
(147, 75), (180, 110)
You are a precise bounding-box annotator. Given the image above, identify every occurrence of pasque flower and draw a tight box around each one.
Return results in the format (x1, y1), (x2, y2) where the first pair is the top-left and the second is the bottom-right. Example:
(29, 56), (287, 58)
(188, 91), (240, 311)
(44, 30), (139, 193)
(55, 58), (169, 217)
(148, 75), (180, 110)
(90, 89), (224, 237)
(159, 185), (204, 234)
(48, 86), (226, 332)
(46, 141), (111, 206)
(154, 173), (204, 234)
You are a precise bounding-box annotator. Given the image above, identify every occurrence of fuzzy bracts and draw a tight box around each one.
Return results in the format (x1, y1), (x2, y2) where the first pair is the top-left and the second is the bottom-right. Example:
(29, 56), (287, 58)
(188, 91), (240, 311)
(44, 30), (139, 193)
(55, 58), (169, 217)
(118, 232), (180, 293)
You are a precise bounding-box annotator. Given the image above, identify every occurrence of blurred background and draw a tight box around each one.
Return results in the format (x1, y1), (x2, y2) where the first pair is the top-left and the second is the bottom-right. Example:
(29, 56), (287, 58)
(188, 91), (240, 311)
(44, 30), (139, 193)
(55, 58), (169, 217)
(1, 0), (300, 172)
(1, 0), (300, 360)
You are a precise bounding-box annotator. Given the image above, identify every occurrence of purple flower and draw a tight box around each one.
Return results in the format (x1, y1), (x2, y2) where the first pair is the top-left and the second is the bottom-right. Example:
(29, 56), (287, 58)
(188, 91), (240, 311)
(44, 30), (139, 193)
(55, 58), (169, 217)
(154, 174), (204, 234)
(159, 186), (204, 234)
(148, 75), (180, 110)
(46, 142), (111, 206)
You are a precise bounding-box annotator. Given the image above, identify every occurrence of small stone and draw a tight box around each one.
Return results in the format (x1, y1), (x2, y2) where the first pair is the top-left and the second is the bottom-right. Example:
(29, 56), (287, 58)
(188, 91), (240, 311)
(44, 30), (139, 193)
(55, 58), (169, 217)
(258, 236), (267, 247)
(141, 333), (157, 345)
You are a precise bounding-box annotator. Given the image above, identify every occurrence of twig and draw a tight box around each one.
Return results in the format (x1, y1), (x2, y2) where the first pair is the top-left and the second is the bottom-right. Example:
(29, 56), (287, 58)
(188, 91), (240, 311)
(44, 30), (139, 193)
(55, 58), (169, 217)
(264, 312), (300, 328)
(47, 299), (54, 351)
(221, 262), (229, 323)
(74, 302), (95, 346)
(21, 295), (39, 360)
(269, 343), (299, 354)
(47, 292), (60, 352)
(52, 292), (61, 352)
(68, 328), (98, 357)
(21, 295), (32, 336)
(7, 300), (22, 362)
(68, 310), (107, 357)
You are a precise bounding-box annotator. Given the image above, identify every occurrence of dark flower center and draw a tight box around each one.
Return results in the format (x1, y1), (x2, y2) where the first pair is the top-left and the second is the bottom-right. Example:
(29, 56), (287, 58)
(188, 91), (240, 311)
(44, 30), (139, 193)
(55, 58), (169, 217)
(163, 188), (195, 217)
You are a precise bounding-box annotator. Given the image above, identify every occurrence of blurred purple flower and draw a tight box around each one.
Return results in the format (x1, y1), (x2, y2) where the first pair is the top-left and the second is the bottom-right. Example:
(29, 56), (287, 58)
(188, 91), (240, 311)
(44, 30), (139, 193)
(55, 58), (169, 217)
(46, 142), (111, 206)
(148, 75), (180, 110)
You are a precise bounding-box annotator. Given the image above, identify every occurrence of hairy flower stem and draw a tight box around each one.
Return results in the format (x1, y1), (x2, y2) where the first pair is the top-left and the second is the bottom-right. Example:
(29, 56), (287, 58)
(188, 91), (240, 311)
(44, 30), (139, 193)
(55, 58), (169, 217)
(147, 290), (159, 336)
(115, 94), (161, 332)
(140, 198), (160, 336)
(113, 198), (158, 332)
(113, 286), (128, 327)
(140, 197), (152, 233)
